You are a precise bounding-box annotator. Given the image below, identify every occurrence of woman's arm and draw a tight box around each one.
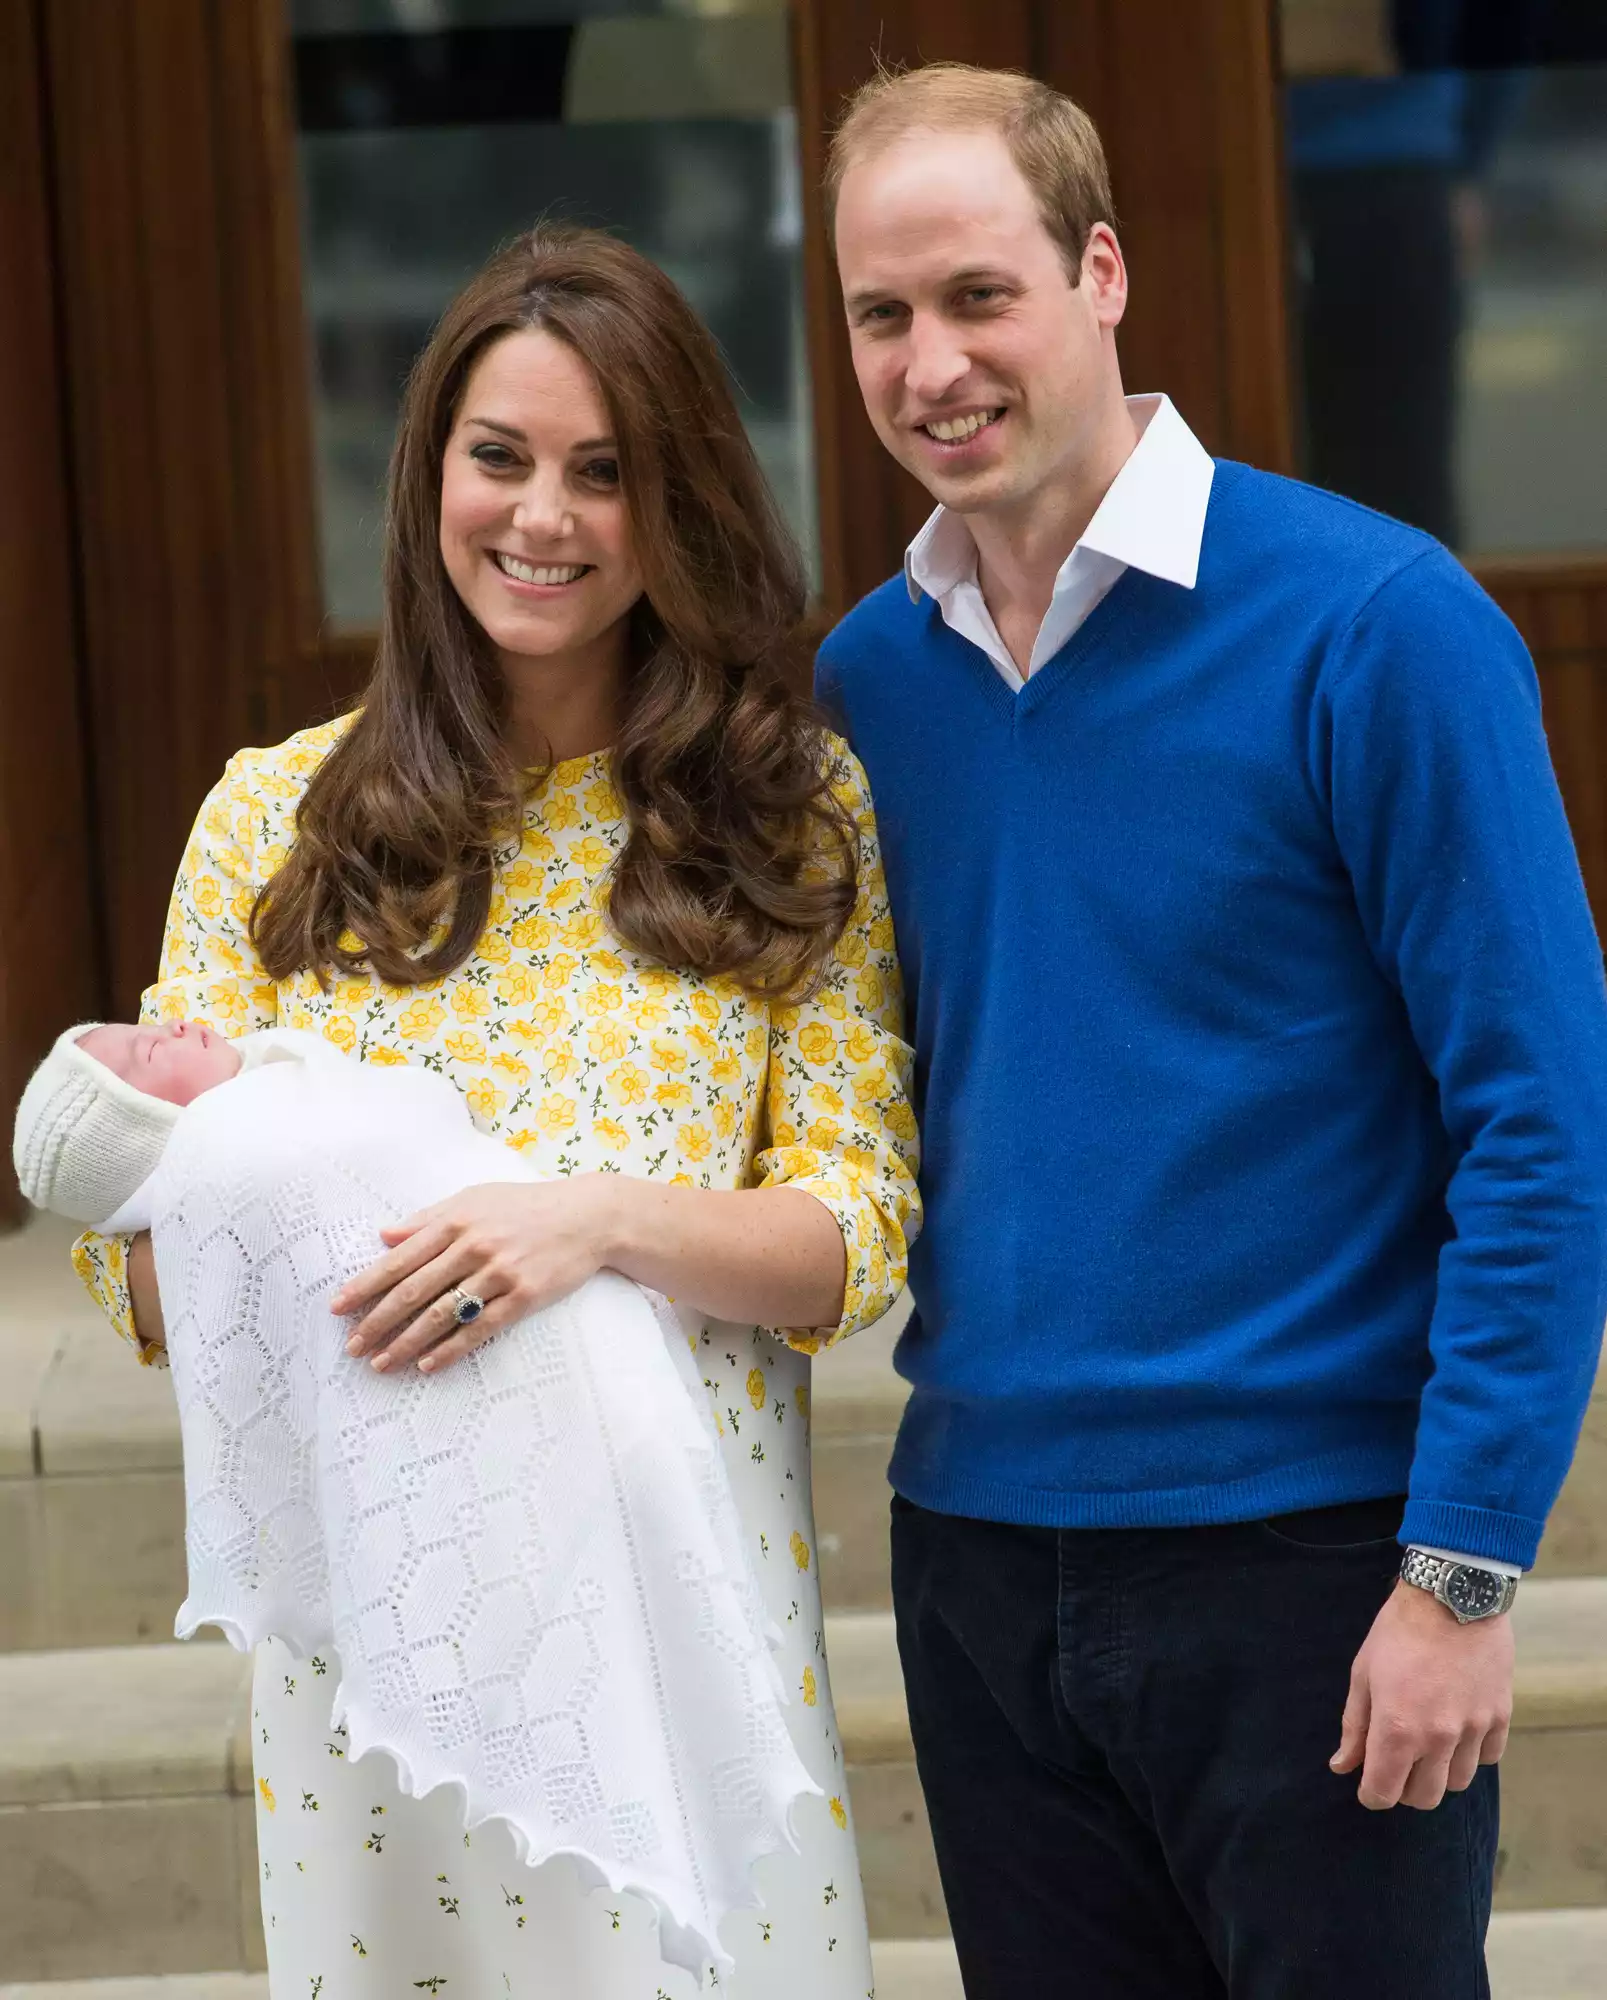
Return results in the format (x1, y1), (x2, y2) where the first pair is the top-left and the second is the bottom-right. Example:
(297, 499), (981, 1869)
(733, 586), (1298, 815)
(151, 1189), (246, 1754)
(336, 1176), (847, 1373)
(128, 1232), (167, 1350)
(338, 743), (921, 1374)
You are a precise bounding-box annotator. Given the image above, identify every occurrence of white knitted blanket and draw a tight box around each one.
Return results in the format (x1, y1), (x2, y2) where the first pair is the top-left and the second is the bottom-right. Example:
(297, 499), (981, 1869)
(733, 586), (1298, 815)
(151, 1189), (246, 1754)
(110, 1048), (816, 1979)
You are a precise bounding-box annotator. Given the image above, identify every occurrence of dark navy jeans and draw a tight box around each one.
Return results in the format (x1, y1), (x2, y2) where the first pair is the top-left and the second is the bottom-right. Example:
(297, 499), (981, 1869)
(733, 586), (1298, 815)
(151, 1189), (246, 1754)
(890, 1492), (1498, 1998)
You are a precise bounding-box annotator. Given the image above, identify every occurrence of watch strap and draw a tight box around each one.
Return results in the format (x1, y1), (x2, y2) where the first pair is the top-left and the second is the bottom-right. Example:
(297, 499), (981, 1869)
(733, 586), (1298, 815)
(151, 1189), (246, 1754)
(1400, 1546), (1518, 1619)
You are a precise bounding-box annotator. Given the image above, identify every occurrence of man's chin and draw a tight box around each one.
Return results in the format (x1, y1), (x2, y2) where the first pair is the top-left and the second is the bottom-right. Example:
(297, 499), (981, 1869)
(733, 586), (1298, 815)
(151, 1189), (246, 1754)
(903, 457), (1019, 514)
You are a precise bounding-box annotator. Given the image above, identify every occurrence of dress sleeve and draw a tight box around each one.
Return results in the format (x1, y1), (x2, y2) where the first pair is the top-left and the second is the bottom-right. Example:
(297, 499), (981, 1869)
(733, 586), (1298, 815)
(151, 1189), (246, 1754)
(753, 741), (922, 1351)
(73, 751), (282, 1362)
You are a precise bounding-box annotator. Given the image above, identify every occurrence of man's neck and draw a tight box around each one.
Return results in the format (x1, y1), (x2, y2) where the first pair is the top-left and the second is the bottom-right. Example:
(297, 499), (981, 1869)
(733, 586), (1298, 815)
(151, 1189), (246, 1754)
(966, 392), (1142, 674)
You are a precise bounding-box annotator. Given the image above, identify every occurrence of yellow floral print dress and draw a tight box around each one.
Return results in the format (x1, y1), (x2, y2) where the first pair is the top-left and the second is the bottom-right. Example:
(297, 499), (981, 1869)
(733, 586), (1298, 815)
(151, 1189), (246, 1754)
(74, 717), (920, 1999)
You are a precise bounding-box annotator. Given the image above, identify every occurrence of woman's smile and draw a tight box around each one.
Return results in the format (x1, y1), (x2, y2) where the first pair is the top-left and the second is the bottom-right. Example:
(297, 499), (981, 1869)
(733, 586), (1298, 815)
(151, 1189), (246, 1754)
(489, 550), (596, 594)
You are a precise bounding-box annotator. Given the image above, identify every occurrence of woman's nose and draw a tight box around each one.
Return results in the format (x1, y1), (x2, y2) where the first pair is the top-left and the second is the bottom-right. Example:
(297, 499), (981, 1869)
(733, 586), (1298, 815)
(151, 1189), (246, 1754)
(511, 477), (575, 541)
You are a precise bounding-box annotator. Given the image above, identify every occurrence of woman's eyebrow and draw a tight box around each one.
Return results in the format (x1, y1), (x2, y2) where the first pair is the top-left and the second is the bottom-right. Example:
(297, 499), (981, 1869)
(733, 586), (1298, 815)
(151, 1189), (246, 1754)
(464, 418), (615, 453)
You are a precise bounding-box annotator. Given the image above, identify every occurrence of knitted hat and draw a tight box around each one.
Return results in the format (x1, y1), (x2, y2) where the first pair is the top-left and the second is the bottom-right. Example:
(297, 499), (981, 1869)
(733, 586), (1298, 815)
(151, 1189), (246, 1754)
(11, 1024), (182, 1225)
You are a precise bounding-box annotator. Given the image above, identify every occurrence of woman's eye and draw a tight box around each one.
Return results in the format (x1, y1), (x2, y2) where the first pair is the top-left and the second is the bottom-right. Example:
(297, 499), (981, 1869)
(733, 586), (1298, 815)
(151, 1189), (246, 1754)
(581, 458), (620, 487)
(469, 442), (518, 469)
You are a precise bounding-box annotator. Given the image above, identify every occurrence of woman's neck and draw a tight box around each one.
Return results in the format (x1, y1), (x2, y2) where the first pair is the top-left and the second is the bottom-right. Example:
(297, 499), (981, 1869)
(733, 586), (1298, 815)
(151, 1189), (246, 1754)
(499, 625), (628, 766)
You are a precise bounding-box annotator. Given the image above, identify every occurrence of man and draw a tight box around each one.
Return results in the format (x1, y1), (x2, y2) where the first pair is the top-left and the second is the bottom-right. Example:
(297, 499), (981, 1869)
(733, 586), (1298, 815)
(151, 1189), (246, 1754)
(816, 62), (1607, 1999)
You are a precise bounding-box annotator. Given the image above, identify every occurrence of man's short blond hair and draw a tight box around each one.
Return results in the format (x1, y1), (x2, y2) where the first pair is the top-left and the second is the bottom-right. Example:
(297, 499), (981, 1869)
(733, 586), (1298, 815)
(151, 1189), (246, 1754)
(825, 62), (1115, 283)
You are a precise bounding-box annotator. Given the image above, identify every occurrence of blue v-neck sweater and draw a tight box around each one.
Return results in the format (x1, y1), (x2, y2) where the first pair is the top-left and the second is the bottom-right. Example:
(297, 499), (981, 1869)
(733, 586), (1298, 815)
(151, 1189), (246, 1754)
(817, 462), (1607, 1567)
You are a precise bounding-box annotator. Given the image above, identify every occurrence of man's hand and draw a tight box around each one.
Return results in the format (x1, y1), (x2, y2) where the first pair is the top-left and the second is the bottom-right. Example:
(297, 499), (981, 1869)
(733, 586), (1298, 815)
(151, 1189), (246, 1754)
(1331, 1580), (1513, 1810)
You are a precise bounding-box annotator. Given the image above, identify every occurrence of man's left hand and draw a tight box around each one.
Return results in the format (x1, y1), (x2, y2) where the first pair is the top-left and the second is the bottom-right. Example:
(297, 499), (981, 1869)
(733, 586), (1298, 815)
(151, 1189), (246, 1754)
(1331, 1579), (1513, 1810)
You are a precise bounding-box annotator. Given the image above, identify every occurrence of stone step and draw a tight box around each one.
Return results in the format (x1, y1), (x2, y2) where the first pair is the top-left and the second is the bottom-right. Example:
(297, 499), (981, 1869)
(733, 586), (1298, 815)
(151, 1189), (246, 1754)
(6, 1214), (1606, 1651)
(5, 1582), (1606, 1982)
(4, 1911), (1607, 2000)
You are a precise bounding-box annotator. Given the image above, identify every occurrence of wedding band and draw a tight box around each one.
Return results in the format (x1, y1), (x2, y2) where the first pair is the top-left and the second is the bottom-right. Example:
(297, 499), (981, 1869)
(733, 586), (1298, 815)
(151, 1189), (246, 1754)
(449, 1286), (485, 1327)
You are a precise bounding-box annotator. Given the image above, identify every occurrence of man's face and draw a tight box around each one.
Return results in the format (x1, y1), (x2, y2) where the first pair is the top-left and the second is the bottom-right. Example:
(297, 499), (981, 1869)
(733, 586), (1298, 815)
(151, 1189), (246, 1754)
(834, 128), (1126, 520)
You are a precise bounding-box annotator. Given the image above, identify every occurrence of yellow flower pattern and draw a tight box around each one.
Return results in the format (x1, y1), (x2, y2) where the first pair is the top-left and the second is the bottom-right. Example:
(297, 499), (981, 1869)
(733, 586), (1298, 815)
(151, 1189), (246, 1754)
(71, 717), (920, 1364)
(69, 716), (903, 1994)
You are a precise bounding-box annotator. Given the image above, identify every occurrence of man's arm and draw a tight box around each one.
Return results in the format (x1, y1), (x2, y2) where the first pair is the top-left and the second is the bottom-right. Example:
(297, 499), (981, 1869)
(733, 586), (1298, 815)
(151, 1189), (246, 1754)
(1321, 550), (1607, 1806)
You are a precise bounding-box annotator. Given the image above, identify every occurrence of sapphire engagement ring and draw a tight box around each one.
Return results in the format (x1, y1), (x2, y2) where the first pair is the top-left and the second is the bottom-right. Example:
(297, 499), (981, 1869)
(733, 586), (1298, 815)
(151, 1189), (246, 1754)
(449, 1286), (485, 1327)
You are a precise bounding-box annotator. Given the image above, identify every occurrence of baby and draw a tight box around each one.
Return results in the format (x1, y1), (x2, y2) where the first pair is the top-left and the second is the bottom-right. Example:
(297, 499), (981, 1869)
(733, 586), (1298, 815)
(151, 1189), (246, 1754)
(12, 1020), (814, 1979)
(14, 1018), (282, 1225)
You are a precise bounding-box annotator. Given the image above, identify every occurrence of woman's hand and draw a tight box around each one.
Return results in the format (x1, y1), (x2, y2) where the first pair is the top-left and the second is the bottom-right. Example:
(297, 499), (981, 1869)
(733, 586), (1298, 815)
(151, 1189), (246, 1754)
(332, 1177), (624, 1374)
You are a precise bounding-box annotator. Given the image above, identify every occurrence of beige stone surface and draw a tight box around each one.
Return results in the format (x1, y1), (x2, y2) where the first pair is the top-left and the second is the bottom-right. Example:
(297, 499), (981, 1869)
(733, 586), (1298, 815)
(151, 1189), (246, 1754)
(1497, 1722), (1607, 1908)
(0, 1477), (43, 1650)
(35, 1322), (180, 1477)
(870, 1935), (964, 1999)
(0, 1643), (250, 1808)
(847, 1757), (949, 1941)
(0, 1212), (85, 1479)
(0, 1981), (267, 2000)
(1488, 1906), (1607, 1997)
(1537, 1382), (1607, 1577)
(0, 1796), (253, 1981)
(233, 1795), (266, 1974)
(33, 1468), (189, 1650)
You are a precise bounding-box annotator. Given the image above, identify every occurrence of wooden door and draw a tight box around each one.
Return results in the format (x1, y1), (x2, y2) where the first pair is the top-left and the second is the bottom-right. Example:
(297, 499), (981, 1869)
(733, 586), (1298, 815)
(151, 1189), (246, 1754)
(0, 0), (102, 1227)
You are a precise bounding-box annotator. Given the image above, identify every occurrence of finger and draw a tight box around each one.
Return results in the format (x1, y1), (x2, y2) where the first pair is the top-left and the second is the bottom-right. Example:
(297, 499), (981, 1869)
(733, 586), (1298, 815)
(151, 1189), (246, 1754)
(1444, 1730), (1484, 1796)
(347, 1242), (478, 1355)
(379, 1202), (444, 1248)
(1399, 1743), (1455, 1812)
(1330, 1671), (1371, 1776)
(377, 1274), (503, 1372)
(331, 1222), (449, 1319)
(1356, 1720), (1417, 1811)
(416, 1306), (506, 1374)
(1478, 1715), (1510, 1767)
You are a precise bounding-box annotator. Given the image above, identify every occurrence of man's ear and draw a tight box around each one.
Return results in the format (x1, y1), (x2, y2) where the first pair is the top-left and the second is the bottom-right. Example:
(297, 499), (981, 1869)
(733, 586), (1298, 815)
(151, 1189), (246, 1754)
(1082, 223), (1129, 331)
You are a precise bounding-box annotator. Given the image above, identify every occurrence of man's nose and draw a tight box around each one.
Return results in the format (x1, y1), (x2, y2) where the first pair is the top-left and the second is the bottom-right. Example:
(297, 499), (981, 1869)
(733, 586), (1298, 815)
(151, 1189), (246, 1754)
(903, 313), (971, 406)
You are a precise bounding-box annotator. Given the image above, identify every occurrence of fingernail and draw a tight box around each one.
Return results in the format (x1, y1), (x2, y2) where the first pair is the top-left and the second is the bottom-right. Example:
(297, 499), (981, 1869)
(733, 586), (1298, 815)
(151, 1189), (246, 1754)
(346, 1337), (364, 1357)
(371, 1355), (390, 1372)
(418, 1357), (435, 1374)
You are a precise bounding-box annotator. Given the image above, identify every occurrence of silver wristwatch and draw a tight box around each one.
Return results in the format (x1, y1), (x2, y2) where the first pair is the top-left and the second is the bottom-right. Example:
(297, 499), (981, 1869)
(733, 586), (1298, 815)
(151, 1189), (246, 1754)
(1400, 1548), (1517, 1624)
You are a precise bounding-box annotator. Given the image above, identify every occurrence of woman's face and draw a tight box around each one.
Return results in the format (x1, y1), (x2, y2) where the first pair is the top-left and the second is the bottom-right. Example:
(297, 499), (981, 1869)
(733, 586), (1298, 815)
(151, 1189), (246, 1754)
(439, 327), (644, 668)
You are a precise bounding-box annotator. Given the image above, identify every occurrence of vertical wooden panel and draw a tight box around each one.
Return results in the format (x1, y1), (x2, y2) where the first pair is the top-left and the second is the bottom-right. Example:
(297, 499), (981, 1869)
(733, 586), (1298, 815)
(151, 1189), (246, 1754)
(0, 0), (101, 1227)
(1480, 559), (1607, 929)
(41, 0), (322, 1018)
(794, 0), (1038, 615)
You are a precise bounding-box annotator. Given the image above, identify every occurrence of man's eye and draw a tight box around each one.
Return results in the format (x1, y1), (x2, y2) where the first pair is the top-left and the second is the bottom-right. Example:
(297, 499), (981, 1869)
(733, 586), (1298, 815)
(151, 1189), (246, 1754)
(962, 287), (1003, 306)
(859, 304), (904, 327)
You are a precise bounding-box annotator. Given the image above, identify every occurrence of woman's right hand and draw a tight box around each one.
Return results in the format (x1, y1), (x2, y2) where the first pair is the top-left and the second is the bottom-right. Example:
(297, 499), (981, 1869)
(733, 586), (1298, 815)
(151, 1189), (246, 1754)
(129, 1232), (168, 1351)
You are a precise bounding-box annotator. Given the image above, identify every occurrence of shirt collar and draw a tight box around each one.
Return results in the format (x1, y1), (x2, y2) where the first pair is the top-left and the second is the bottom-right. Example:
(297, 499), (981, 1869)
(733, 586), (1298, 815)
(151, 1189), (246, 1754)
(904, 393), (1215, 603)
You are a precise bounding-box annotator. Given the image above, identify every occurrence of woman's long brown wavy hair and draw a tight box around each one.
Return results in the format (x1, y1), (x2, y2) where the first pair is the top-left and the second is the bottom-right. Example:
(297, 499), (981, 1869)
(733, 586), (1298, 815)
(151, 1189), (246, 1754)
(252, 225), (856, 999)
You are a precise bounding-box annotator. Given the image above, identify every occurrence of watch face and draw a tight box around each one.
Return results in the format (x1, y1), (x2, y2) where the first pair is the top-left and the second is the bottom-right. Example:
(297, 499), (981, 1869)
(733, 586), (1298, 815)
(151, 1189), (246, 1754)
(1444, 1565), (1505, 1619)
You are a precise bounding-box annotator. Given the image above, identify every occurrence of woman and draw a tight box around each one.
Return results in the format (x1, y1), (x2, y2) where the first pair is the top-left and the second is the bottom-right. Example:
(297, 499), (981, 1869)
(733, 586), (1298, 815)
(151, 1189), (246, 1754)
(73, 224), (919, 1996)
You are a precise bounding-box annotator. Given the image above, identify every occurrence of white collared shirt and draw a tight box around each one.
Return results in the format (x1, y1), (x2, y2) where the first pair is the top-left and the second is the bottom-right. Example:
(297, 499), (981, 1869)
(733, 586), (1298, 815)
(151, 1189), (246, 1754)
(903, 393), (1217, 688)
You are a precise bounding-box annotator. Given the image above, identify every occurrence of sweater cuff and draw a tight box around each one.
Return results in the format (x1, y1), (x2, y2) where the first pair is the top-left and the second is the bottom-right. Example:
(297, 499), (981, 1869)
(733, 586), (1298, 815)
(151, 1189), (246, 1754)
(1412, 1543), (1524, 1580)
(1401, 1498), (1544, 1570)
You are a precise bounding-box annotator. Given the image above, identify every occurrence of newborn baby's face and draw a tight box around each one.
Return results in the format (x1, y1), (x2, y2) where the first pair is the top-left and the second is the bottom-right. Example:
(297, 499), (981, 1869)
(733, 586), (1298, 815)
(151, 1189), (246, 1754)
(79, 1021), (242, 1107)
